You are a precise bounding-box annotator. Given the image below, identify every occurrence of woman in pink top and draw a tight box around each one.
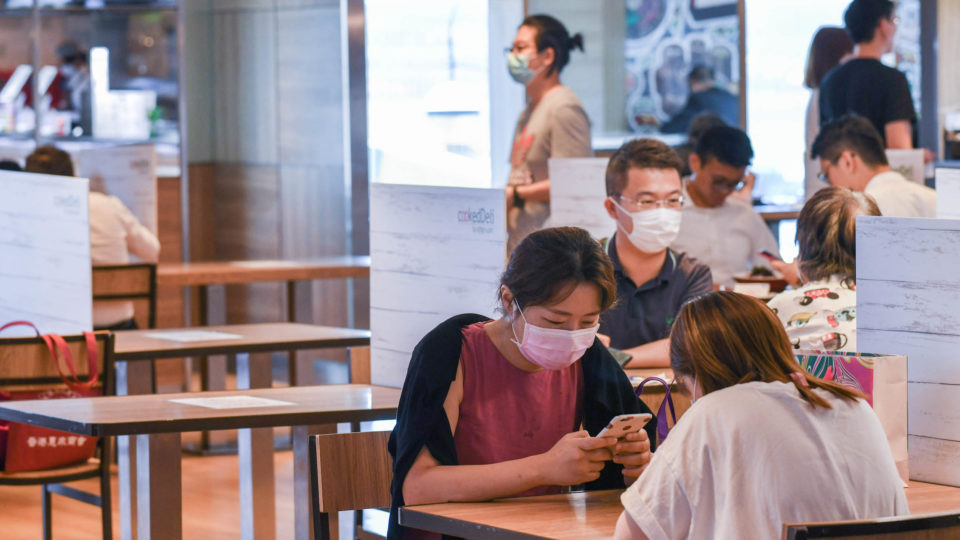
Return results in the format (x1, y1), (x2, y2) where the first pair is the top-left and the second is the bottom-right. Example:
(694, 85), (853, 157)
(389, 227), (655, 539)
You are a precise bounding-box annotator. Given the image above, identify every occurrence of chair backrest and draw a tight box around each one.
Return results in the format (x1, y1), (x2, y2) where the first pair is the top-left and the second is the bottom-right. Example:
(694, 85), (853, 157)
(309, 431), (392, 514)
(783, 511), (960, 539)
(91, 263), (157, 329)
(0, 332), (113, 395)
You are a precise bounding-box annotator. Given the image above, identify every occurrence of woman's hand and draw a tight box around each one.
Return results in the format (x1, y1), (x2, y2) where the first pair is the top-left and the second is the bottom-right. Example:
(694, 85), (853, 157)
(597, 333), (612, 347)
(539, 430), (616, 486)
(613, 430), (652, 486)
(770, 259), (801, 288)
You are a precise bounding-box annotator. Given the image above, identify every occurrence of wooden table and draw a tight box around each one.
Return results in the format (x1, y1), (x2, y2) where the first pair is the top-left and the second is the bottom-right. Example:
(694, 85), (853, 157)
(111, 323), (371, 540)
(400, 482), (960, 540)
(0, 384), (399, 540)
(157, 256), (370, 324)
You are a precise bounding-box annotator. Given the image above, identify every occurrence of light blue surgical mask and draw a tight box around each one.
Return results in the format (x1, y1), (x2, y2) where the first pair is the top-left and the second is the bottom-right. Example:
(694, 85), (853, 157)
(507, 52), (539, 85)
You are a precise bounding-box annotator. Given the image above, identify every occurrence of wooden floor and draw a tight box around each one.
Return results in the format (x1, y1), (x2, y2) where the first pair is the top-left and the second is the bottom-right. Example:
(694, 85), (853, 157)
(0, 447), (297, 540)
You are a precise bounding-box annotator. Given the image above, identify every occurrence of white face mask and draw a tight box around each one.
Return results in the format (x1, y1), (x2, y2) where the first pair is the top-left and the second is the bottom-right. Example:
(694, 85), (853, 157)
(612, 200), (682, 253)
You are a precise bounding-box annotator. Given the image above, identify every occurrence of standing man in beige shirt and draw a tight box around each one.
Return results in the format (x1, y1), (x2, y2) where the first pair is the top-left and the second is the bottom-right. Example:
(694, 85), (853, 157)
(505, 14), (593, 253)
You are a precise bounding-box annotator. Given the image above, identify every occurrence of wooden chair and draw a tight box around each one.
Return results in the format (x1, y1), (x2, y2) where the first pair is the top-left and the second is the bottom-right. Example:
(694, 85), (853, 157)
(0, 332), (114, 540)
(783, 511), (960, 539)
(91, 262), (157, 329)
(309, 430), (392, 540)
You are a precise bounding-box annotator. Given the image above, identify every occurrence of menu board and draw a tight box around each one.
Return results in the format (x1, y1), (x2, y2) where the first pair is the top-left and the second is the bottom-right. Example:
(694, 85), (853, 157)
(370, 184), (505, 387)
(858, 216), (960, 485)
(548, 157), (614, 241)
(0, 171), (92, 336)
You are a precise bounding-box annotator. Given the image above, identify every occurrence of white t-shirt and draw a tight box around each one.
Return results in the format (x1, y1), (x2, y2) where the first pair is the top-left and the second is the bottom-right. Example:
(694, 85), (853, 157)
(767, 274), (858, 352)
(671, 191), (780, 287)
(89, 192), (160, 327)
(621, 381), (908, 540)
(864, 170), (936, 218)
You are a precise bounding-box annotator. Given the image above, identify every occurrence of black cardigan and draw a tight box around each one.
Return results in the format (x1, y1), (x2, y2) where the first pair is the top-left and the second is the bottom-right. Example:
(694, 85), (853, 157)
(387, 313), (656, 539)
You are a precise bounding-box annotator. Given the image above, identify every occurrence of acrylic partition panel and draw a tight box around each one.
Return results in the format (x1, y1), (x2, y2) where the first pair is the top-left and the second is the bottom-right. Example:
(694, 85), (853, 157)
(936, 168), (960, 219)
(74, 145), (158, 235)
(0, 171), (92, 336)
(857, 216), (960, 485)
(885, 149), (925, 184)
(370, 184), (505, 387)
(548, 157), (614, 241)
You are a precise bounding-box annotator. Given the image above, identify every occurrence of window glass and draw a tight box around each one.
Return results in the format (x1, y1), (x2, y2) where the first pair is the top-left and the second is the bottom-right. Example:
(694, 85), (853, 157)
(366, 0), (491, 187)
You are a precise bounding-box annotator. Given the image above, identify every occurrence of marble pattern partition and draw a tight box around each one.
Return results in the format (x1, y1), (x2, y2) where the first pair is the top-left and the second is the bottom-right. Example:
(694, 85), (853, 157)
(548, 157), (614, 241)
(857, 216), (960, 485)
(370, 184), (505, 388)
(936, 168), (960, 219)
(0, 171), (92, 336)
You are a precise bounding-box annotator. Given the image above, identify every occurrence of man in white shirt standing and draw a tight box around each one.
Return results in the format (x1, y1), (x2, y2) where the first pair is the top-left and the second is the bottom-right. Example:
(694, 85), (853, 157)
(25, 145), (160, 330)
(812, 115), (936, 217)
(671, 125), (779, 288)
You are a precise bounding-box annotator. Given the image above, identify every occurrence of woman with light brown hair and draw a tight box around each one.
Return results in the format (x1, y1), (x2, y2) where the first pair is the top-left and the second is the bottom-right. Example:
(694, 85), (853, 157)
(767, 186), (880, 352)
(804, 27), (854, 197)
(614, 291), (906, 539)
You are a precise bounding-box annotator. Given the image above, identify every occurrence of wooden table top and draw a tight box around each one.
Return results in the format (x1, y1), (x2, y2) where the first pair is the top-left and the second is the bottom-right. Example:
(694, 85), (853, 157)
(401, 482), (960, 540)
(0, 384), (399, 437)
(156, 256), (371, 286)
(113, 323), (370, 360)
(755, 203), (804, 222)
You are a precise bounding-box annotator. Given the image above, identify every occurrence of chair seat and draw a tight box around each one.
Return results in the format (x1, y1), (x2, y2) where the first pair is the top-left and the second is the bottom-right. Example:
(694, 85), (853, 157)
(0, 458), (101, 486)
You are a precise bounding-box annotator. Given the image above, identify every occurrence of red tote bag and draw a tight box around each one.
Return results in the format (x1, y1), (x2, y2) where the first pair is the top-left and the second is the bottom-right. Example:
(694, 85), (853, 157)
(0, 321), (102, 473)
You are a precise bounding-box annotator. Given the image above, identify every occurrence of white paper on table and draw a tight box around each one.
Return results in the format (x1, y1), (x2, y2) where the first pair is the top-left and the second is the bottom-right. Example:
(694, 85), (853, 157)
(630, 371), (671, 385)
(143, 330), (243, 342)
(936, 168), (960, 219)
(168, 396), (294, 409)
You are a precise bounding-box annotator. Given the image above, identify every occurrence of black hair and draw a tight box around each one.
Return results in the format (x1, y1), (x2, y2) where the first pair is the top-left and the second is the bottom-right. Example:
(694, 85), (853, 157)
(606, 138), (684, 196)
(25, 145), (75, 177)
(843, 0), (894, 43)
(694, 125), (754, 168)
(0, 159), (21, 171)
(688, 65), (715, 85)
(500, 227), (616, 312)
(810, 114), (888, 167)
(521, 14), (583, 76)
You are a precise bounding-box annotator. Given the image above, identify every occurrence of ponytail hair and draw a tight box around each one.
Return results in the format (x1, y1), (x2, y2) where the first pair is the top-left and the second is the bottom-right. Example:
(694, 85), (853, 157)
(669, 291), (865, 409)
(521, 14), (583, 75)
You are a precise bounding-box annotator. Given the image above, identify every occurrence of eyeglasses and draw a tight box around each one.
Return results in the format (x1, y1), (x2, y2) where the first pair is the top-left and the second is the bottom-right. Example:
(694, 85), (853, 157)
(710, 178), (746, 194)
(618, 194), (684, 211)
(817, 160), (836, 182)
(504, 43), (534, 55)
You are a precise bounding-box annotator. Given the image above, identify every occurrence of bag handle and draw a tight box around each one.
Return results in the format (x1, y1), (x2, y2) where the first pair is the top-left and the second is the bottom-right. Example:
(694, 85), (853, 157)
(0, 321), (100, 392)
(636, 377), (676, 444)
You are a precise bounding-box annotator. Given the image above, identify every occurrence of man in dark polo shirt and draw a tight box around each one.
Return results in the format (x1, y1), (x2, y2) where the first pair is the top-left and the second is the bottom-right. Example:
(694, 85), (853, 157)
(599, 138), (712, 368)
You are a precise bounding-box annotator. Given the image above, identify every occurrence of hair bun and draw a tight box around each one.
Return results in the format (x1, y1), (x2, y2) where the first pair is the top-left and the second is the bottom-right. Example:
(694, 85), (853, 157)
(569, 33), (584, 52)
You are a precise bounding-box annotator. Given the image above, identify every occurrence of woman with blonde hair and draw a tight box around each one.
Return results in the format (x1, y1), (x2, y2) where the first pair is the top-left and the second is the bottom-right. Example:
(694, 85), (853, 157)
(767, 186), (880, 352)
(614, 291), (906, 539)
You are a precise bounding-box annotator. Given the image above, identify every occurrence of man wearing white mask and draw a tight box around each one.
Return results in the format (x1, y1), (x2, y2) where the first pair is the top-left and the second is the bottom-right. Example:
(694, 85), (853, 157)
(599, 139), (712, 368)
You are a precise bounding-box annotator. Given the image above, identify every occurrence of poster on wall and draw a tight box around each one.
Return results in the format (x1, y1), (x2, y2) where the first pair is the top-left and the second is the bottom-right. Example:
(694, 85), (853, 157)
(0, 171), (92, 336)
(74, 144), (158, 234)
(369, 184), (505, 388)
(625, 0), (739, 132)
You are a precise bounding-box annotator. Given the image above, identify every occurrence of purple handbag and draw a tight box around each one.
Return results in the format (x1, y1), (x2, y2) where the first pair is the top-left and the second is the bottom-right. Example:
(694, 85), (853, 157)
(635, 377), (677, 444)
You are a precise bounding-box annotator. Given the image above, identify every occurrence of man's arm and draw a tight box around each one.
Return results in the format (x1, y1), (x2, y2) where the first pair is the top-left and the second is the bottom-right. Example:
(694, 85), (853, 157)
(884, 120), (913, 150)
(622, 338), (670, 368)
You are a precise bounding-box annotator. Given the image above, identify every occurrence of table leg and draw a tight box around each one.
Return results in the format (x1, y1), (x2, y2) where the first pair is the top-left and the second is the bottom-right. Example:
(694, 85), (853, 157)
(116, 360), (154, 540)
(136, 432), (182, 540)
(237, 353), (277, 540)
(293, 424), (336, 540)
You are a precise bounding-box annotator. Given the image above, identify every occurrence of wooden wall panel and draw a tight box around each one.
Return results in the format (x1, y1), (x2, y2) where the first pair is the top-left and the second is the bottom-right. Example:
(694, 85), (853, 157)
(858, 216), (960, 485)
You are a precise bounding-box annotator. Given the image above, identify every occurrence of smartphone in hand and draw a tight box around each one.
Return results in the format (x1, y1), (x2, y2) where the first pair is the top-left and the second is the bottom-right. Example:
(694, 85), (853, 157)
(596, 413), (653, 439)
(758, 249), (782, 262)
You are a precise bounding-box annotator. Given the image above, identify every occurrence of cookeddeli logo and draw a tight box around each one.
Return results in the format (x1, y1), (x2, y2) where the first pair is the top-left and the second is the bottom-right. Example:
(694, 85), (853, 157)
(457, 208), (495, 224)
